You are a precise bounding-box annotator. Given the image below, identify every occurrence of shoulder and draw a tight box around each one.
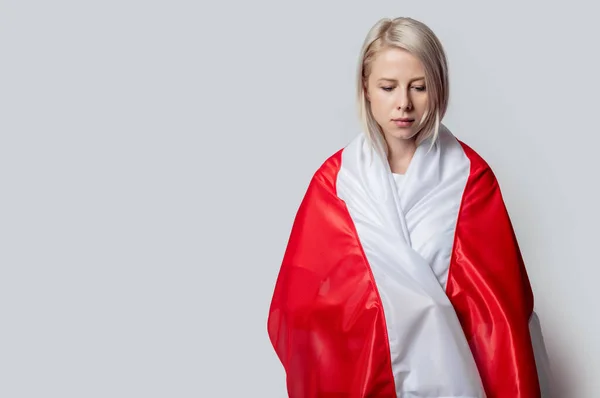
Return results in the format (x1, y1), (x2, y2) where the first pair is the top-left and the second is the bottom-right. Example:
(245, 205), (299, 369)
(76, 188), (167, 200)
(310, 131), (371, 189)
(308, 133), (365, 191)
(456, 139), (489, 172)
(437, 123), (501, 194)
(438, 124), (498, 183)
(453, 137), (503, 194)
(310, 148), (344, 192)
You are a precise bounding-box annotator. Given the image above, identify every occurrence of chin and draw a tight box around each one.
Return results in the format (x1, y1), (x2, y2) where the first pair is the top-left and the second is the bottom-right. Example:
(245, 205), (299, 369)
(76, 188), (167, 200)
(382, 128), (418, 141)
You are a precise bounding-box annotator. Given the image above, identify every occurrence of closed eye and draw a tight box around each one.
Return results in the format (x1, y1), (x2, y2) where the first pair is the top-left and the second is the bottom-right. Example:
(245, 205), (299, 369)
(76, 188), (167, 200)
(381, 86), (426, 92)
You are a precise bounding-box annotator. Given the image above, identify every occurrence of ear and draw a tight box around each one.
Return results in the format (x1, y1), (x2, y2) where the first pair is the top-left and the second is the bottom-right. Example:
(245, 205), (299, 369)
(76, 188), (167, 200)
(363, 80), (370, 102)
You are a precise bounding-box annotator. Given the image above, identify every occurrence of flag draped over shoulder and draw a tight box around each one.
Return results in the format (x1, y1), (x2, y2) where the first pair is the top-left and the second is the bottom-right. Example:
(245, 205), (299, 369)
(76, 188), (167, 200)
(267, 125), (550, 398)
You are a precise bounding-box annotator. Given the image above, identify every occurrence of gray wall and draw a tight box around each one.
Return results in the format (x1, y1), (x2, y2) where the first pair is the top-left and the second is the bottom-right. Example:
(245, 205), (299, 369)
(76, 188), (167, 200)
(1, 1), (597, 397)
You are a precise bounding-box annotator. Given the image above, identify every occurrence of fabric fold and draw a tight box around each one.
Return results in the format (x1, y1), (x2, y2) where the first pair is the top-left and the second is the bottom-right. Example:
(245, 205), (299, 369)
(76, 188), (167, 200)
(267, 124), (548, 397)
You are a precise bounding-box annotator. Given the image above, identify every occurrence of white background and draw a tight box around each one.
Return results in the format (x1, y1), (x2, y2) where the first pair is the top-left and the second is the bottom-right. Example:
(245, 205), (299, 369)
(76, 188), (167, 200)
(1, 1), (598, 397)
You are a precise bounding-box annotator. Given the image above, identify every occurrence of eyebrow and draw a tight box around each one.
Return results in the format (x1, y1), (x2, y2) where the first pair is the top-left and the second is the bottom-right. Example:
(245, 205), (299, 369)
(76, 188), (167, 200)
(378, 77), (425, 83)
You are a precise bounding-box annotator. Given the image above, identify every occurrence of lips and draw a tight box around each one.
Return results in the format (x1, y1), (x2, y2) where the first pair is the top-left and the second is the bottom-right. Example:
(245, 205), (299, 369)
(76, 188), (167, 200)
(392, 118), (415, 128)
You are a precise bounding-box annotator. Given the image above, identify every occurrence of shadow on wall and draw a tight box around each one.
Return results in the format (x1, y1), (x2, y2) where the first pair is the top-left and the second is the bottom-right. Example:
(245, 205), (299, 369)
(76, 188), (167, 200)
(531, 310), (575, 398)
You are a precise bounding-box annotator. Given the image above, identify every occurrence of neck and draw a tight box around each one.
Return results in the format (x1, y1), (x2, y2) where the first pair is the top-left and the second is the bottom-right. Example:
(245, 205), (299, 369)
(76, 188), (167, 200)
(385, 136), (417, 175)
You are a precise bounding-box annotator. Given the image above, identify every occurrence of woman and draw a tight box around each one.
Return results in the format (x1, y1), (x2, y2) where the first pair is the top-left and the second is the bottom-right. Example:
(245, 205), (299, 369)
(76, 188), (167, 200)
(267, 17), (551, 398)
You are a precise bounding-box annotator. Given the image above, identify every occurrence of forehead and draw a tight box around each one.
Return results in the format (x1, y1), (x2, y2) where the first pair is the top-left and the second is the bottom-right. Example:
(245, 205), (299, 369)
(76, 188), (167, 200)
(369, 47), (425, 80)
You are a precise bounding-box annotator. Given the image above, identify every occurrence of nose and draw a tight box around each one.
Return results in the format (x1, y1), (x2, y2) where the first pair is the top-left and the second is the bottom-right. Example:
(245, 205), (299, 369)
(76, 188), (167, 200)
(396, 89), (412, 111)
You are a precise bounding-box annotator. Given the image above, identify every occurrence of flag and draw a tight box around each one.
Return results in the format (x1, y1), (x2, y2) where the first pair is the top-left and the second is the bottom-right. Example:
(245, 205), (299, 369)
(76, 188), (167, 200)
(267, 125), (549, 397)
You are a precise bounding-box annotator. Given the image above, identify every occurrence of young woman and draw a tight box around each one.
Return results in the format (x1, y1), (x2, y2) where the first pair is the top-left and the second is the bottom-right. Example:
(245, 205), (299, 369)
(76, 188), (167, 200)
(267, 17), (551, 398)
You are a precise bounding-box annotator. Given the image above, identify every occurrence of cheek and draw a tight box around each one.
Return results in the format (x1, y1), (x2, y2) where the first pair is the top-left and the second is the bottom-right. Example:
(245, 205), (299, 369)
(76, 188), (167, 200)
(369, 99), (388, 122)
(416, 95), (429, 112)
(369, 92), (394, 115)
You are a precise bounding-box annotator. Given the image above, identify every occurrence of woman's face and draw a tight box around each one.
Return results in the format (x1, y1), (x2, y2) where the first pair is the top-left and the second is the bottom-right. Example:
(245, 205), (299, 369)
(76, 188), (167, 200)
(365, 47), (429, 142)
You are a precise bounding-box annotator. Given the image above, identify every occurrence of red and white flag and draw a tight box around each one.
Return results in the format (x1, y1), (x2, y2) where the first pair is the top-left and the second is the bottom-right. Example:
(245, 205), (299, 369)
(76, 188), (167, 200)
(267, 125), (551, 398)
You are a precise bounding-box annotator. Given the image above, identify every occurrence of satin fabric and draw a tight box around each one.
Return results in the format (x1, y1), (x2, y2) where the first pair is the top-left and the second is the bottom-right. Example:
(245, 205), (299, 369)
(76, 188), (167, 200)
(447, 141), (542, 397)
(267, 150), (397, 397)
(267, 125), (544, 397)
(336, 128), (485, 396)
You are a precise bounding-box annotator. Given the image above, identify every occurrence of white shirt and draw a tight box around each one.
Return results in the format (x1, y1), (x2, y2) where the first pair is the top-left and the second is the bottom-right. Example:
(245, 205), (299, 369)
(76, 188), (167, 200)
(392, 172), (406, 191)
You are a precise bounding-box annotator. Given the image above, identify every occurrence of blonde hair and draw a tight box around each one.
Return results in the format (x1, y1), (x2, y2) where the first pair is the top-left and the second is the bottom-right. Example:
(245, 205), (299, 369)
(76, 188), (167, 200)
(357, 17), (449, 155)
